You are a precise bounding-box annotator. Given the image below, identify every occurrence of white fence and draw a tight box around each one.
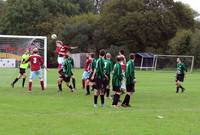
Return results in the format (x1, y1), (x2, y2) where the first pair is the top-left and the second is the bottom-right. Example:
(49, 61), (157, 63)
(71, 53), (89, 68)
(0, 59), (16, 68)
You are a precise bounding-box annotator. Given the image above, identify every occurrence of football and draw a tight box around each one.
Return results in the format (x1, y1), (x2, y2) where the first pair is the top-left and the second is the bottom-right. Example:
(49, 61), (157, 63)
(51, 34), (57, 40)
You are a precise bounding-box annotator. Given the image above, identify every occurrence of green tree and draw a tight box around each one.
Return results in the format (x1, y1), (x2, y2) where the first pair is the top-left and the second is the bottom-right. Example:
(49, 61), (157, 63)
(168, 29), (192, 55)
(190, 28), (200, 68)
(0, 0), (95, 35)
(95, 0), (194, 53)
(61, 13), (98, 52)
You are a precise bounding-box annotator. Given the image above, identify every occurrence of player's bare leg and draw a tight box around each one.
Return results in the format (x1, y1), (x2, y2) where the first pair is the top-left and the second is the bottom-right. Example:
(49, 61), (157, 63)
(176, 81), (185, 93)
(22, 74), (26, 88)
(85, 79), (90, 95)
(57, 78), (63, 96)
(71, 76), (76, 90)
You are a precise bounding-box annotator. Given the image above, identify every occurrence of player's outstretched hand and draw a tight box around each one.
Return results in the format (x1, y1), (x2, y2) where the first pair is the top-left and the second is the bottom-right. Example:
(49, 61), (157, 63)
(71, 46), (78, 49)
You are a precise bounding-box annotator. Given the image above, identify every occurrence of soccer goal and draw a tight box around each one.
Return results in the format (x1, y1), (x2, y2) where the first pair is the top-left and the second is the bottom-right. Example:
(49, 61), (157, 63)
(0, 35), (47, 88)
(152, 55), (194, 73)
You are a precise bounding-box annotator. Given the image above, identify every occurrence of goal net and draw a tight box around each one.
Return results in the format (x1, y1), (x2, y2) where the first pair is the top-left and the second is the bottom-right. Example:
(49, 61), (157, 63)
(153, 55), (194, 73)
(0, 35), (47, 88)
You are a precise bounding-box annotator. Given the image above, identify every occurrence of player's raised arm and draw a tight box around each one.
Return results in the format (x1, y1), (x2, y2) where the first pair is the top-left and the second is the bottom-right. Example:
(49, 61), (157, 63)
(70, 46), (78, 49)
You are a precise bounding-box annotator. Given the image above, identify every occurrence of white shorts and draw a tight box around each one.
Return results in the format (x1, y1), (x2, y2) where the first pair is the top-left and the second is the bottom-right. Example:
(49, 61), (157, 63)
(29, 69), (43, 80)
(121, 78), (126, 90)
(121, 72), (126, 90)
(82, 71), (91, 80)
(57, 56), (64, 64)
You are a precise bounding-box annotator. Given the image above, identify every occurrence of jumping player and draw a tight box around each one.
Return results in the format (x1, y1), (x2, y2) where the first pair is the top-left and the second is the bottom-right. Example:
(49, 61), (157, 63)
(11, 50), (30, 88)
(56, 40), (77, 71)
(91, 49), (106, 108)
(103, 52), (113, 98)
(176, 58), (187, 93)
(122, 53), (136, 107)
(27, 48), (44, 92)
(57, 54), (74, 93)
(112, 56), (123, 108)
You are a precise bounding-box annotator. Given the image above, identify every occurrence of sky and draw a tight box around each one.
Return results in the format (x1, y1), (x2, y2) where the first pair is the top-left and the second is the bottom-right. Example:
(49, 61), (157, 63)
(174, 0), (200, 13)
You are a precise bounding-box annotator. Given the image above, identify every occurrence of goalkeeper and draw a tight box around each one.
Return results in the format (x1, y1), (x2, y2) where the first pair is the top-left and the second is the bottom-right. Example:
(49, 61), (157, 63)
(11, 49), (30, 88)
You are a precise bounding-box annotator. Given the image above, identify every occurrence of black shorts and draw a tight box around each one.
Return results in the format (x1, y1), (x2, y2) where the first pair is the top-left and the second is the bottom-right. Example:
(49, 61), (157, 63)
(19, 68), (26, 75)
(126, 83), (135, 93)
(95, 77), (104, 90)
(103, 74), (110, 89)
(60, 75), (71, 83)
(176, 74), (184, 82)
(113, 86), (121, 92)
(89, 72), (95, 82)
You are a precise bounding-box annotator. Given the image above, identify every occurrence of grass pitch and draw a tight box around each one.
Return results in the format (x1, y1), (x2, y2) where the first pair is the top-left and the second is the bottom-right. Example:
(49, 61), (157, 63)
(0, 68), (200, 135)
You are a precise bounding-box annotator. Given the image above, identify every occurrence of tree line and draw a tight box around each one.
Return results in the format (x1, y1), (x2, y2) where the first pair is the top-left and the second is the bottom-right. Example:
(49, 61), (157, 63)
(0, 0), (200, 68)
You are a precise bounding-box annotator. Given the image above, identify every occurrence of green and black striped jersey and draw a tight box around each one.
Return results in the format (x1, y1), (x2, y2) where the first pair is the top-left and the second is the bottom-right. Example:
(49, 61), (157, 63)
(91, 58), (97, 71)
(68, 57), (74, 68)
(62, 58), (73, 77)
(112, 63), (123, 87)
(125, 60), (135, 85)
(95, 57), (105, 79)
(177, 63), (186, 75)
(104, 59), (113, 75)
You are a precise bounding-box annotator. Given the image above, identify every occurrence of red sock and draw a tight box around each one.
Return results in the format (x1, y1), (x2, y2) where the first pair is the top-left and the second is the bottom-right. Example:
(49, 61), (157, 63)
(40, 81), (44, 90)
(29, 82), (32, 91)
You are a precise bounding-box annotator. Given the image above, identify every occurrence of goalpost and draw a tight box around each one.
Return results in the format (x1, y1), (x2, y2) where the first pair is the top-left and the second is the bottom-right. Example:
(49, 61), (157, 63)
(153, 54), (194, 73)
(0, 35), (47, 88)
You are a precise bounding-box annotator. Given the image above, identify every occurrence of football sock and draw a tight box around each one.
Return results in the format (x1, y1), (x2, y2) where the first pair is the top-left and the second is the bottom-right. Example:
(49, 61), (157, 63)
(68, 85), (73, 90)
(106, 89), (110, 97)
(72, 78), (76, 89)
(12, 78), (19, 85)
(122, 94), (129, 105)
(86, 85), (90, 94)
(112, 94), (120, 105)
(58, 84), (62, 91)
(126, 95), (130, 105)
(28, 82), (32, 91)
(116, 94), (120, 105)
(94, 95), (98, 105)
(82, 80), (85, 89)
(40, 81), (44, 90)
(176, 86), (179, 93)
(179, 85), (184, 90)
(112, 94), (116, 105)
(22, 78), (26, 87)
(100, 95), (104, 105)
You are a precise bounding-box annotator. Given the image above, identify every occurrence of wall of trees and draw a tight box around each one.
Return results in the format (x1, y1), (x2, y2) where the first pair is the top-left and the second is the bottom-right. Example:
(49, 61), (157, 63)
(0, 0), (199, 68)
